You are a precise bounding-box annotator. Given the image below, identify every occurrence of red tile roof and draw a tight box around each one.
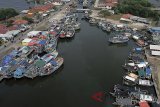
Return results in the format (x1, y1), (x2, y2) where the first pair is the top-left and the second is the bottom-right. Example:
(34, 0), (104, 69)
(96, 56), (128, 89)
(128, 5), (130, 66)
(121, 14), (133, 19)
(12, 19), (28, 25)
(0, 24), (8, 34)
(0, 24), (7, 29)
(30, 3), (54, 13)
(0, 29), (8, 34)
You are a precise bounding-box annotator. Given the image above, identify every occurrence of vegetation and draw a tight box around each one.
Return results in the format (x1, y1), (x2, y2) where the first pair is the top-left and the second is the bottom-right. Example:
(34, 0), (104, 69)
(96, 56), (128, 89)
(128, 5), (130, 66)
(0, 8), (19, 20)
(98, 10), (111, 17)
(114, 0), (160, 21)
(22, 16), (33, 24)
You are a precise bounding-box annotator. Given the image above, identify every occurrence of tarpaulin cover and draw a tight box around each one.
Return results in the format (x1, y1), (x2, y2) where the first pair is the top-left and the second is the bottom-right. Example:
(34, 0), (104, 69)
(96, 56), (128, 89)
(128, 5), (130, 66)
(50, 60), (57, 66)
(14, 67), (25, 75)
(135, 48), (142, 51)
(38, 40), (46, 45)
(2, 55), (13, 66)
(146, 67), (151, 76)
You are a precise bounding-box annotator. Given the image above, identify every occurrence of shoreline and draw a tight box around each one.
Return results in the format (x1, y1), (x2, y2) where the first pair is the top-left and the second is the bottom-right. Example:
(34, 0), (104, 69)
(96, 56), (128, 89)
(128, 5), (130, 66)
(146, 50), (160, 104)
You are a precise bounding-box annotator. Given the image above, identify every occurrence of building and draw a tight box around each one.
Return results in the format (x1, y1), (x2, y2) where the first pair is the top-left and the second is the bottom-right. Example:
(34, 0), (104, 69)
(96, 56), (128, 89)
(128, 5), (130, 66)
(96, 0), (118, 9)
(149, 27), (160, 33)
(120, 14), (133, 23)
(28, 3), (55, 14)
(150, 45), (160, 56)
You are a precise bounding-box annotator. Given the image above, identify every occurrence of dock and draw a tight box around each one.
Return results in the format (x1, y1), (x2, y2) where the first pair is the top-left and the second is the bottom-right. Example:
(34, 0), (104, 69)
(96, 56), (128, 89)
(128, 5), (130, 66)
(145, 50), (160, 104)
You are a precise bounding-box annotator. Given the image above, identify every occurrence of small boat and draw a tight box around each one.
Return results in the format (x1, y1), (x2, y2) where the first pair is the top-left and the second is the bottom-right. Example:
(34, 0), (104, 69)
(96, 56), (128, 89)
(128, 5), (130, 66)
(108, 35), (129, 44)
(39, 57), (64, 76)
(130, 93), (157, 103)
(89, 18), (97, 25)
(66, 28), (75, 38)
(112, 97), (138, 106)
(138, 79), (154, 86)
(73, 22), (80, 30)
(59, 30), (66, 38)
(106, 26), (111, 32)
(136, 39), (147, 47)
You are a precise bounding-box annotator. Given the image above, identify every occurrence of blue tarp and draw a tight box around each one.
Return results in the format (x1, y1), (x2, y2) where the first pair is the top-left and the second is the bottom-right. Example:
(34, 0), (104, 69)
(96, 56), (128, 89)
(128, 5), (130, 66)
(2, 55), (13, 66)
(14, 67), (25, 76)
(50, 60), (57, 66)
(146, 67), (151, 76)
(39, 40), (46, 45)
(135, 48), (142, 51)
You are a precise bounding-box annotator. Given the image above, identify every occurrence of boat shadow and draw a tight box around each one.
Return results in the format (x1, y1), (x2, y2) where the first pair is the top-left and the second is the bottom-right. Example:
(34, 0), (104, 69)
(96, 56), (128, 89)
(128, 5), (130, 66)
(58, 36), (75, 43)
(108, 42), (128, 47)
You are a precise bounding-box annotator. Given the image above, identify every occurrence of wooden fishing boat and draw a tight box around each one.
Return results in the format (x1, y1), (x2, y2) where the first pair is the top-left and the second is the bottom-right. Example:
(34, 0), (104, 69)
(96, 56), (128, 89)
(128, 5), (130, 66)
(39, 57), (64, 76)
(59, 30), (66, 38)
(108, 35), (129, 44)
(66, 28), (75, 38)
(113, 97), (138, 106)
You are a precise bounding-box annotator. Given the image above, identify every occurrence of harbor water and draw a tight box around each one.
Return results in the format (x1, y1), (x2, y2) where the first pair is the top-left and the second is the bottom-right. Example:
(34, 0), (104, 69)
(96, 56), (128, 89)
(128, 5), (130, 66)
(0, 14), (155, 107)
(0, 0), (159, 107)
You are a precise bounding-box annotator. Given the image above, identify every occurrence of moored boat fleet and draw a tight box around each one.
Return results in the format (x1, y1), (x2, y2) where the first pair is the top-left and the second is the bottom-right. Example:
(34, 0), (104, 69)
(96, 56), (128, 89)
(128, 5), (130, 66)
(110, 47), (157, 106)
(83, 12), (152, 45)
(82, 12), (158, 106)
(0, 13), (80, 81)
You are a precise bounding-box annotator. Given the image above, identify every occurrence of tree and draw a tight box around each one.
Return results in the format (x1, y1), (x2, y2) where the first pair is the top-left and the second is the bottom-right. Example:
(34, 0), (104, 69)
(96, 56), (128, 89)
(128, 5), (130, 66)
(0, 8), (19, 20)
(114, 0), (160, 21)
(22, 16), (33, 24)
(98, 10), (111, 17)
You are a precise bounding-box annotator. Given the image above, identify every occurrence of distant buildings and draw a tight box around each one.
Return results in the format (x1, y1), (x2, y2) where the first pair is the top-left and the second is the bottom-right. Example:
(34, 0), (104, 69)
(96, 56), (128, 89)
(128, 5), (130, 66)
(95, 0), (118, 9)
(120, 14), (151, 24)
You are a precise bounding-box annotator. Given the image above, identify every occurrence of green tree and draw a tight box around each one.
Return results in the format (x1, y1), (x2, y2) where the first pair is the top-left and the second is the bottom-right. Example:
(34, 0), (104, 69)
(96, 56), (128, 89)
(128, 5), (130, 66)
(114, 0), (160, 21)
(98, 10), (111, 17)
(22, 16), (33, 24)
(0, 8), (19, 20)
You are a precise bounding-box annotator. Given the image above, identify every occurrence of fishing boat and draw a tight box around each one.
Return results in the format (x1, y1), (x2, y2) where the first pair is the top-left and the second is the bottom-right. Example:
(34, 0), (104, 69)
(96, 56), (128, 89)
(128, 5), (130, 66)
(123, 73), (153, 86)
(39, 57), (64, 76)
(73, 22), (80, 30)
(106, 26), (111, 32)
(89, 18), (97, 25)
(112, 97), (138, 106)
(130, 93), (157, 103)
(138, 79), (154, 86)
(136, 39), (147, 47)
(24, 64), (39, 79)
(59, 30), (66, 38)
(66, 28), (75, 38)
(13, 67), (26, 79)
(139, 100), (150, 107)
(108, 35), (129, 44)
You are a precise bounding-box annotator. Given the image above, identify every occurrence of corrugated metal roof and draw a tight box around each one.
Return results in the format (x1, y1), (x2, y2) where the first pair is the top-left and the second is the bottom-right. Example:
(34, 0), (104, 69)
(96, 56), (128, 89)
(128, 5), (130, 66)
(150, 45), (160, 51)
(151, 50), (160, 56)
